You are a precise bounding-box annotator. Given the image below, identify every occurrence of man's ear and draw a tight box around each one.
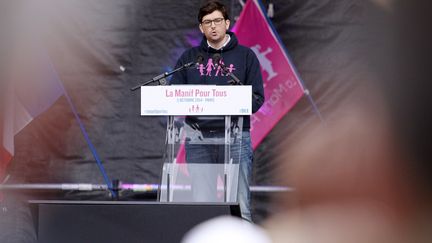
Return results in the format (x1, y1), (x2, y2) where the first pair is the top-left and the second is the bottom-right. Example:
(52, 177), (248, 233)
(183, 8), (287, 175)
(225, 19), (231, 30)
(199, 24), (204, 33)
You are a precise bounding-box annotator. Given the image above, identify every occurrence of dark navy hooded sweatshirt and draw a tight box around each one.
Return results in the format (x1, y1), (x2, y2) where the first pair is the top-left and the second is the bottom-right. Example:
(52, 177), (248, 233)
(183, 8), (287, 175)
(170, 31), (265, 131)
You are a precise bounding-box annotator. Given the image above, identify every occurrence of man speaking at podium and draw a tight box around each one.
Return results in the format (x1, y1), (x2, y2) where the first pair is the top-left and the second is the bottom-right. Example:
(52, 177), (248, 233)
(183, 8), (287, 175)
(170, 1), (264, 222)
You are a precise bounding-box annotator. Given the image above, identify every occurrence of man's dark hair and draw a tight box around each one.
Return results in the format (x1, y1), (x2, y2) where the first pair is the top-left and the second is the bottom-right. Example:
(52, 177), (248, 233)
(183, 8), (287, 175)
(198, 1), (229, 23)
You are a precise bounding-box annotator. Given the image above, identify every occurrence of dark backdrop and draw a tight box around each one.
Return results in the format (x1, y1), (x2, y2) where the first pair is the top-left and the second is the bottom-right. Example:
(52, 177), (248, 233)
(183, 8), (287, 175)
(3, 0), (383, 223)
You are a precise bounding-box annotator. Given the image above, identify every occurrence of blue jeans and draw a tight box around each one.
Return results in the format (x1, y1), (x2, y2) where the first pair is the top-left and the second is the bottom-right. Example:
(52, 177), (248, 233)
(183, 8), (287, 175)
(185, 131), (253, 221)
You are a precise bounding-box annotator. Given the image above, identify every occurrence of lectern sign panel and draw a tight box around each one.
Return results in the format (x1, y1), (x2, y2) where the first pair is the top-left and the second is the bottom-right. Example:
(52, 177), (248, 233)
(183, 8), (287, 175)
(141, 85), (252, 116)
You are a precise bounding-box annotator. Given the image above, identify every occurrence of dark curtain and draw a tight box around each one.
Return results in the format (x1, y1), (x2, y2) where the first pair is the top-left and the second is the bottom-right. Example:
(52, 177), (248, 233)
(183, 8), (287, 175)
(2, 0), (384, 225)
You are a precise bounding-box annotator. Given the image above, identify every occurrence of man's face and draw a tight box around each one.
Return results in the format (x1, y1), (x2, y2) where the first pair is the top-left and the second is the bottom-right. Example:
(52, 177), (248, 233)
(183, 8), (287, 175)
(199, 10), (230, 44)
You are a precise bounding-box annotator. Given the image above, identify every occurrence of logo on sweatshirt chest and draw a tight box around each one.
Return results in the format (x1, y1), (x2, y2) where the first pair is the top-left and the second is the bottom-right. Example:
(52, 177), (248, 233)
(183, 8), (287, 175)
(196, 58), (236, 77)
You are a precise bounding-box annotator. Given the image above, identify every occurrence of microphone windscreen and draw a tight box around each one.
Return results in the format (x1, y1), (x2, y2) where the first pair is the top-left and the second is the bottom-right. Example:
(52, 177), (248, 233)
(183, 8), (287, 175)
(196, 53), (204, 64)
(212, 53), (221, 65)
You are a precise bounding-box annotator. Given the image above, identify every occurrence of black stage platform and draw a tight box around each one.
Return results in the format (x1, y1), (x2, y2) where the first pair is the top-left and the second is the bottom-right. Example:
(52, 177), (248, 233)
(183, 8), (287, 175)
(29, 200), (240, 243)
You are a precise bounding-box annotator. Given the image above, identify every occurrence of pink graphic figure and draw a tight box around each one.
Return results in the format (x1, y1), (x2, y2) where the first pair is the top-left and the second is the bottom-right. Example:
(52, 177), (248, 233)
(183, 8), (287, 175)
(226, 64), (236, 75)
(251, 44), (278, 80)
(197, 64), (205, 76)
(205, 58), (215, 76)
(215, 60), (225, 76)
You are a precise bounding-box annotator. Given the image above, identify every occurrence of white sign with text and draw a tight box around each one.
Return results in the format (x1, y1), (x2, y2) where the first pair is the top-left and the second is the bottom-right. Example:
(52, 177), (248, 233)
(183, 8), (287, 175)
(141, 85), (252, 116)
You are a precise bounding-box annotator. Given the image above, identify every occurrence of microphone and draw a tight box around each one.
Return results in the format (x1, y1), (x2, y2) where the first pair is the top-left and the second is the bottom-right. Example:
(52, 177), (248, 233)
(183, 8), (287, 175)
(130, 54), (205, 91)
(182, 54), (205, 68)
(212, 53), (222, 68)
(212, 53), (243, 85)
(196, 53), (204, 66)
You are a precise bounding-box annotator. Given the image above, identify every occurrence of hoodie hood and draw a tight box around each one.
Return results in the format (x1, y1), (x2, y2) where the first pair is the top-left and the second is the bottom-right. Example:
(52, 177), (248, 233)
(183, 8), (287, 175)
(199, 31), (238, 53)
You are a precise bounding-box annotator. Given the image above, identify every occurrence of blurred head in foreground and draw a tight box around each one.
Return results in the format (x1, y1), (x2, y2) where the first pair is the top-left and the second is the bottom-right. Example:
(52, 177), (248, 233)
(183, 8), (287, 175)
(181, 216), (271, 243)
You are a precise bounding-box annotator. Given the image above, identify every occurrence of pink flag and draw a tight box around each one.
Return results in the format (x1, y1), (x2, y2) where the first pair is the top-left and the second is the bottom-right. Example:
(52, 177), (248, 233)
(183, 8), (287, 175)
(0, 48), (64, 178)
(232, 0), (305, 149)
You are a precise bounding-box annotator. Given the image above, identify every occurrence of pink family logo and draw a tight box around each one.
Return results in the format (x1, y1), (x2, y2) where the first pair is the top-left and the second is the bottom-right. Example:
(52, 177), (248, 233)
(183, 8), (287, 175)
(188, 104), (204, 113)
(196, 58), (236, 77)
(251, 44), (278, 81)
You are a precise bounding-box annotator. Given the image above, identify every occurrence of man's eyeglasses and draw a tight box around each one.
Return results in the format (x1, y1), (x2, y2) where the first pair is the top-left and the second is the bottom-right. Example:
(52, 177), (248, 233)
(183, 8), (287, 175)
(201, 18), (225, 27)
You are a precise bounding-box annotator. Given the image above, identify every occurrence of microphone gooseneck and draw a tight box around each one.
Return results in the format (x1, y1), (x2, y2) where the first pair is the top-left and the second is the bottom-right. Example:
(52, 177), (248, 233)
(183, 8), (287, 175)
(130, 54), (205, 91)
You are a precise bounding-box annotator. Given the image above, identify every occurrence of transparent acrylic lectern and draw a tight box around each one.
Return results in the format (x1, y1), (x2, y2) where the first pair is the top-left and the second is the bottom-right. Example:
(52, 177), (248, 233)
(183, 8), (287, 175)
(160, 115), (244, 203)
(140, 85), (252, 203)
